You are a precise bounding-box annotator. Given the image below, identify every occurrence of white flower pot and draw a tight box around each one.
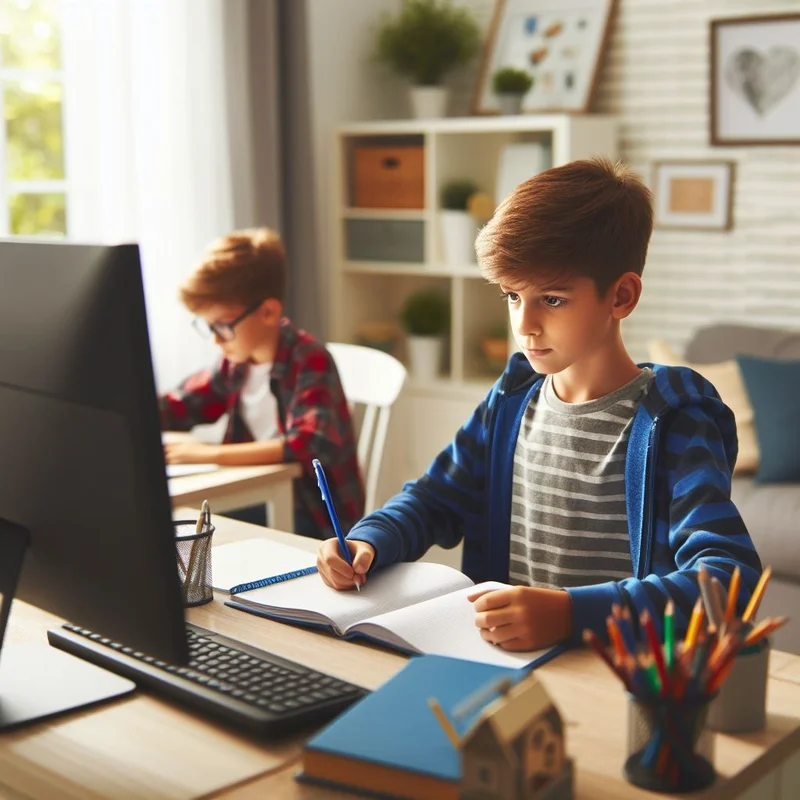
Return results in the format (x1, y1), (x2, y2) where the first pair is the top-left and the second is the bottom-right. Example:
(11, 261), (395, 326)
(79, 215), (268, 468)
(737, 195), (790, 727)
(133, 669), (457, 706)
(407, 335), (444, 381)
(409, 86), (448, 119)
(497, 93), (524, 115)
(439, 210), (479, 266)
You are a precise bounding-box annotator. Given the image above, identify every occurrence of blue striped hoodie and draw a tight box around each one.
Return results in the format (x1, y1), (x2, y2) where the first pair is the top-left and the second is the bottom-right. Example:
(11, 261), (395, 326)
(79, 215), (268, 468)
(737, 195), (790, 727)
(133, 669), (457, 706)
(348, 353), (763, 644)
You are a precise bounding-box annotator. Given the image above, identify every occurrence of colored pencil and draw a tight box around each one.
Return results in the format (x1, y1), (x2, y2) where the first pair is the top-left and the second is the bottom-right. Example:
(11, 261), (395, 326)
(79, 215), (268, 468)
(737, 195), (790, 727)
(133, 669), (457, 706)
(742, 566), (773, 623)
(664, 599), (675, 672)
(641, 610), (671, 697)
(744, 616), (788, 649)
(722, 566), (740, 636)
(684, 597), (705, 653)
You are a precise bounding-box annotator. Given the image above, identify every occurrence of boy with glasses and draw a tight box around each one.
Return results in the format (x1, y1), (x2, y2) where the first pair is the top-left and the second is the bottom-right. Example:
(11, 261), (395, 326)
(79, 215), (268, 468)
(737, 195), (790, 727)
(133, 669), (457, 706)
(159, 228), (364, 538)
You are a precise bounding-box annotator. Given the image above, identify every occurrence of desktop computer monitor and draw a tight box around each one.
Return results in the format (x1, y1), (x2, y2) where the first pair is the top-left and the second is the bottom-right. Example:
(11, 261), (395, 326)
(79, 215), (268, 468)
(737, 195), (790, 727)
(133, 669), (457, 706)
(0, 240), (188, 727)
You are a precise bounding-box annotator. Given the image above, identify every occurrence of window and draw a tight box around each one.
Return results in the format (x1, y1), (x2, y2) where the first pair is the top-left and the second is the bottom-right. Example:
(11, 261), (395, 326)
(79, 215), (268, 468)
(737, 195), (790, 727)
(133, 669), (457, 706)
(0, 0), (67, 236)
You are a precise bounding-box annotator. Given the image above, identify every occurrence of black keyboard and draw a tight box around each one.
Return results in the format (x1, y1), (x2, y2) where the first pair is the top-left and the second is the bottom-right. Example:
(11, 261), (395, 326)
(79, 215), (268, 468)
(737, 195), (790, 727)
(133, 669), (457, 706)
(47, 622), (368, 736)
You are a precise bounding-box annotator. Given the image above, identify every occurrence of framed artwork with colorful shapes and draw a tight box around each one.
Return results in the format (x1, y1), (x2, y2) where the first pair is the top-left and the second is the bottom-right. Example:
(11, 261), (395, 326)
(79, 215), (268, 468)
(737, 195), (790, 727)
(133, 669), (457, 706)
(472, 0), (616, 114)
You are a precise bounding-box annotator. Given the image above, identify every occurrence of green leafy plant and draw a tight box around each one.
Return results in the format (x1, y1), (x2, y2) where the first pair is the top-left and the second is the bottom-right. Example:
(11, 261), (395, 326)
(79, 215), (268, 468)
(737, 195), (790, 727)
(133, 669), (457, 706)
(375, 0), (481, 86)
(441, 179), (479, 211)
(400, 290), (451, 336)
(492, 66), (534, 95)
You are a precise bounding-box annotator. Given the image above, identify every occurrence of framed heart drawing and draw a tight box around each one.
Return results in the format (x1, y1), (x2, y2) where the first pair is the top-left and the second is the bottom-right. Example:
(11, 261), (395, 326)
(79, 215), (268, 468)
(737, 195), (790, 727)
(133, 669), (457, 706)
(711, 13), (800, 145)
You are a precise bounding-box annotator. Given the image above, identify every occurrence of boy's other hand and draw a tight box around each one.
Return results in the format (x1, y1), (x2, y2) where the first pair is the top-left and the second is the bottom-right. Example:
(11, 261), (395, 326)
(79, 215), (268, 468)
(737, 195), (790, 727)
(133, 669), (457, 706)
(468, 585), (572, 651)
(164, 441), (217, 464)
(317, 538), (375, 591)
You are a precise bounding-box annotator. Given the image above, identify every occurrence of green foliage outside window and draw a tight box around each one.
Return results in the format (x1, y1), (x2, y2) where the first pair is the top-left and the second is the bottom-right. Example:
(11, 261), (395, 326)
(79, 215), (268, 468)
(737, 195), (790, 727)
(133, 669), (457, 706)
(0, 0), (66, 235)
(10, 192), (66, 235)
(0, 0), (61, 69)
(5, 81), (64, 180)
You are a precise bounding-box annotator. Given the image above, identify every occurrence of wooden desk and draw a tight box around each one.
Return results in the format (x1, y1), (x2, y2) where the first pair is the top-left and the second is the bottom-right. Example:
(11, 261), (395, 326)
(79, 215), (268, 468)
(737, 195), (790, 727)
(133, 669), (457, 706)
(169, 462), (302, 532)
(1, 513), (799, 800)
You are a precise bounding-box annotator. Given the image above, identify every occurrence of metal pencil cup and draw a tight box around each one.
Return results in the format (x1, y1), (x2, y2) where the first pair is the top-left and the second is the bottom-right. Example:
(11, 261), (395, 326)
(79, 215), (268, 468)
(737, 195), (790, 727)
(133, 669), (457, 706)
(174, 519), (214, 607)
(625, 694), (716, 794)
(706, 639), (770, 734)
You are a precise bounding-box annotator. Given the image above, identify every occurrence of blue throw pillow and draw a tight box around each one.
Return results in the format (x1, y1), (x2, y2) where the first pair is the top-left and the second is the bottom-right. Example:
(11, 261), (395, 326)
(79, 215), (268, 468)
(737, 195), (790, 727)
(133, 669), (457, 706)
(736, 355), (800, 483)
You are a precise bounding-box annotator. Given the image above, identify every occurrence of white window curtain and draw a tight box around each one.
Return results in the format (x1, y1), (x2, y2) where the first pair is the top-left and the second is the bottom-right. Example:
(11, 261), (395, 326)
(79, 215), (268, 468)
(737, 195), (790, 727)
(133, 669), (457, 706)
(61, 0), (256, 391)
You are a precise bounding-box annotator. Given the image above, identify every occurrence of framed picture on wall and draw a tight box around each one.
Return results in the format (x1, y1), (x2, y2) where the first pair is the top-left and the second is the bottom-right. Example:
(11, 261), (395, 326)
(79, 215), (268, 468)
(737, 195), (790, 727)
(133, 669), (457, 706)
(653, 161), (735, 231)
(710, 13), (800, 145)
(472, 0), (616, 114)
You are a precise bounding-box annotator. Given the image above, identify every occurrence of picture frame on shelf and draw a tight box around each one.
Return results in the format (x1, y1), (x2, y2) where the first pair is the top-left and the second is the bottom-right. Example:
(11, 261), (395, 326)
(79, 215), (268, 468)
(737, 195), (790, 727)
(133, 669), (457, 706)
(472, 0), (616, 115)
(652, 161), (735, 232)
(710, 13), (800, 146)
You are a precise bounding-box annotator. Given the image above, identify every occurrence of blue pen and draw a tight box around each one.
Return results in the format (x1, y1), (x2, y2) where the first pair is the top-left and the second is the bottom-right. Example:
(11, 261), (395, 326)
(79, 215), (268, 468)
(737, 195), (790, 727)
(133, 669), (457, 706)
(312, 458), (360, 592)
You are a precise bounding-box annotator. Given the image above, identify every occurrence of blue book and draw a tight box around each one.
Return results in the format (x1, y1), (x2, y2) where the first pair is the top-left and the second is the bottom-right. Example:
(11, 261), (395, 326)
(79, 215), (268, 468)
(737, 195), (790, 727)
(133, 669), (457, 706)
(298, 655), (530, 799)
(225, 561), (564, 670)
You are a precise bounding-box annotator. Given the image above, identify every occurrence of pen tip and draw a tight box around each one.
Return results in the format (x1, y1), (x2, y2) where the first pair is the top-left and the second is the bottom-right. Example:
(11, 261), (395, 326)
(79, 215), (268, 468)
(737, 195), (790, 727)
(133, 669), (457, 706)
(355, 582), (361, 593)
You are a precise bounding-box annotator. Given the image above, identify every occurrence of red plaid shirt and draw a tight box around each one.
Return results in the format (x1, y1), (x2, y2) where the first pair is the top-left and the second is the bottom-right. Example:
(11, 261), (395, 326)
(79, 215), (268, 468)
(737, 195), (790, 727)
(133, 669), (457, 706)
(159, 318), (364, 538)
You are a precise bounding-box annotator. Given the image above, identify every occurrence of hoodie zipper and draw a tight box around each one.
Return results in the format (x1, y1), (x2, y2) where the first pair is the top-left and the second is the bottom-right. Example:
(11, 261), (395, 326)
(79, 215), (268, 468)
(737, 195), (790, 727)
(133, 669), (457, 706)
(638, 418), (659, 579)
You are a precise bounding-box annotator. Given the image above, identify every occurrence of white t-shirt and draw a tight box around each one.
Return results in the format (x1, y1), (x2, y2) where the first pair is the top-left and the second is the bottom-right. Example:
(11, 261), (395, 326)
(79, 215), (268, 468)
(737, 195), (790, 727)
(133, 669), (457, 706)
(239, 362), (279, 442)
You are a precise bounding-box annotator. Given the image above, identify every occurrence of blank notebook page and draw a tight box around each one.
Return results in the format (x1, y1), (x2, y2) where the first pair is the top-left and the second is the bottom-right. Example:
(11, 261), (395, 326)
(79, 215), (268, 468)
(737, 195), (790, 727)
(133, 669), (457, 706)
(237, 562), (473, 634)
(355, 581), (545, 669)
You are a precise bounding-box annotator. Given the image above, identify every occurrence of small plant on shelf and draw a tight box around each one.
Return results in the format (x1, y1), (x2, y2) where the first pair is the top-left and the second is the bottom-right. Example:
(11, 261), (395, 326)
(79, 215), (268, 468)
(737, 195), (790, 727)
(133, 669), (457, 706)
(492, 66), (534, 95)
(492, 66), (534, 115)
(439, 181), (493, 267)
(401, 289), (451, 380)
(400, 290), (451, 337)
(441, 179), (479, 211)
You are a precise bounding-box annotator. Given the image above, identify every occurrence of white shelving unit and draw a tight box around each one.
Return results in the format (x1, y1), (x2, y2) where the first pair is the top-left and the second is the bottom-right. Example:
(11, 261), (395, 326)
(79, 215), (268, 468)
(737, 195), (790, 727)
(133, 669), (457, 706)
(329, 114), (618, 503)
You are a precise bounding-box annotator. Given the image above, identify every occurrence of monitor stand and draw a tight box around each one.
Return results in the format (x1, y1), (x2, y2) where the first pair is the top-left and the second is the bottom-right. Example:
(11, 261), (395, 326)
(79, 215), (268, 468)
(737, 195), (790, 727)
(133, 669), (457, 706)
(0, 518), (136, 731)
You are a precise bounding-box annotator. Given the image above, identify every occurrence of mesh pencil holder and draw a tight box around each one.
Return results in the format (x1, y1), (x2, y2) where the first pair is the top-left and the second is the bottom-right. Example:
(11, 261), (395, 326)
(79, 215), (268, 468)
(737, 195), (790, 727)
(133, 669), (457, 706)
(706, 638), (770, 734)
(174, 519), (215, 607)
(625, 693), (716, 794)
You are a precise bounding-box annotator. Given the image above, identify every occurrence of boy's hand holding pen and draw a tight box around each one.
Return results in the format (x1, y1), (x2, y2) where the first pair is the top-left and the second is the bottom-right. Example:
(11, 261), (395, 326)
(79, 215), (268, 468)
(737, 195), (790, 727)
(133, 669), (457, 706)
(313, 459), (373, 592)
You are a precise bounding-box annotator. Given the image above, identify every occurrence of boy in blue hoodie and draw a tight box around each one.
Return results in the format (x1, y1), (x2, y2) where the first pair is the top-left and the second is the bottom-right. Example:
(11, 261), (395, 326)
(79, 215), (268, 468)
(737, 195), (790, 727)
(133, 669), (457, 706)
(317, 158), (762, 651)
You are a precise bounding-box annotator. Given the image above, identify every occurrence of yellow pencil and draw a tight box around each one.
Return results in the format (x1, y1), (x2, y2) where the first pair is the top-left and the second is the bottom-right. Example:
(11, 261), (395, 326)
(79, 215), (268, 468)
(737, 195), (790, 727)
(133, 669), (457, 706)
(684, 597), (705, 652)
(722, 566), (740, 636)
(742, 566), (772, 623)
(428, 698), (460, 749)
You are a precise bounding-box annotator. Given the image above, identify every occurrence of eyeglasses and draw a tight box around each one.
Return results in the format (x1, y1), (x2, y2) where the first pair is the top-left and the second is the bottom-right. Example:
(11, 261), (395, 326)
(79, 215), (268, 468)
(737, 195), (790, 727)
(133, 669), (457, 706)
(192, 301), (261, 342)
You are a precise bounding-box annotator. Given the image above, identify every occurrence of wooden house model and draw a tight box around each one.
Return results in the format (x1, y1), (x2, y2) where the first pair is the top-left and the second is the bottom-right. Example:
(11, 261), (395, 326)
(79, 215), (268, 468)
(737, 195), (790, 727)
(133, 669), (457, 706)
(455, 673), (574, 800)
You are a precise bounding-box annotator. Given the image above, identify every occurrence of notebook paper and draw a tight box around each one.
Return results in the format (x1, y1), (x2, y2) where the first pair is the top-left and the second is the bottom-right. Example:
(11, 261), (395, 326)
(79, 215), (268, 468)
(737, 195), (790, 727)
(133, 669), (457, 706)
(211, 538), (316, 592)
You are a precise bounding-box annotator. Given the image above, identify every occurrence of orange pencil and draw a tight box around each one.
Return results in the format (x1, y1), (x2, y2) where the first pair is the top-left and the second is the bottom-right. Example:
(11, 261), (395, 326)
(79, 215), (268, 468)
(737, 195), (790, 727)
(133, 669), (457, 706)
(742, 566), (772, 623)
(744, 616), (788, 648)
(722, 566), (740, 635)
(606, 615), (628, 663)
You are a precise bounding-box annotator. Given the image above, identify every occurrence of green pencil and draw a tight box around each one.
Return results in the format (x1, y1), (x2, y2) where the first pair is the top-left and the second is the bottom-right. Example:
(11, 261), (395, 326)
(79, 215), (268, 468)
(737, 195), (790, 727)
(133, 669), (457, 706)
(664, 599), (675, 672)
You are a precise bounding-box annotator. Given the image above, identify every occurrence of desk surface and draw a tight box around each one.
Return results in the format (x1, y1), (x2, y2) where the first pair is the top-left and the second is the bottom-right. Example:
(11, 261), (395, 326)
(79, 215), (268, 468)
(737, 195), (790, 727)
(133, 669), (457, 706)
(2, 513), (799, 800)
(168, 461), (302, 506)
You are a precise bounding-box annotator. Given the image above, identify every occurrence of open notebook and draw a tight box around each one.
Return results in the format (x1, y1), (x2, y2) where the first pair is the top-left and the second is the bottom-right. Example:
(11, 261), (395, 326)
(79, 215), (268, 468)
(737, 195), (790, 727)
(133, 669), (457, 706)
(225, 562), (562, 670)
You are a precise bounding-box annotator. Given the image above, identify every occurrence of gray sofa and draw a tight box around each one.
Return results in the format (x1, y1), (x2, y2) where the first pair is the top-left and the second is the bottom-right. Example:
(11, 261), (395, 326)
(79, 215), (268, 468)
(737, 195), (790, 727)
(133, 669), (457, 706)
(685, 324), (800, 655)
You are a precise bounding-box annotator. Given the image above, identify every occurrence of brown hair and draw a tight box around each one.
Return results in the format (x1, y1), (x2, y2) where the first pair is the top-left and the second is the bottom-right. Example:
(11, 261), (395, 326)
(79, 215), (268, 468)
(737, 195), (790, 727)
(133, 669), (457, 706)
(475, 158), (654, 296)
(179, 228), (287, 311)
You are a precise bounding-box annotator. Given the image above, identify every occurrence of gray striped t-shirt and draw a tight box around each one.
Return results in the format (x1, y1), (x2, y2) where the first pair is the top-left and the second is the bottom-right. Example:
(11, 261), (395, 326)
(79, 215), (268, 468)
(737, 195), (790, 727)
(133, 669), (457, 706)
(509, 369), (654, 589)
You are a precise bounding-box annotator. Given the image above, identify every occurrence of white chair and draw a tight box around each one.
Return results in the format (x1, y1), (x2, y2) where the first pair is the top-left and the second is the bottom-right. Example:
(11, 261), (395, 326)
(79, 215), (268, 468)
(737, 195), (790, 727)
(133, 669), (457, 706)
(326, 342), (407, 514)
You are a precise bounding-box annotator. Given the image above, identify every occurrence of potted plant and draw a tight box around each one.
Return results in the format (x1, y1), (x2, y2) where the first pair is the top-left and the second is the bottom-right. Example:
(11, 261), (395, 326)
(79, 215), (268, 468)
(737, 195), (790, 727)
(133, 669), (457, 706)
(400, 289), (451, 380)
(440, 179), (481, 266)
(492, 66), (534, 115)
(375, 0), (480, 119)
